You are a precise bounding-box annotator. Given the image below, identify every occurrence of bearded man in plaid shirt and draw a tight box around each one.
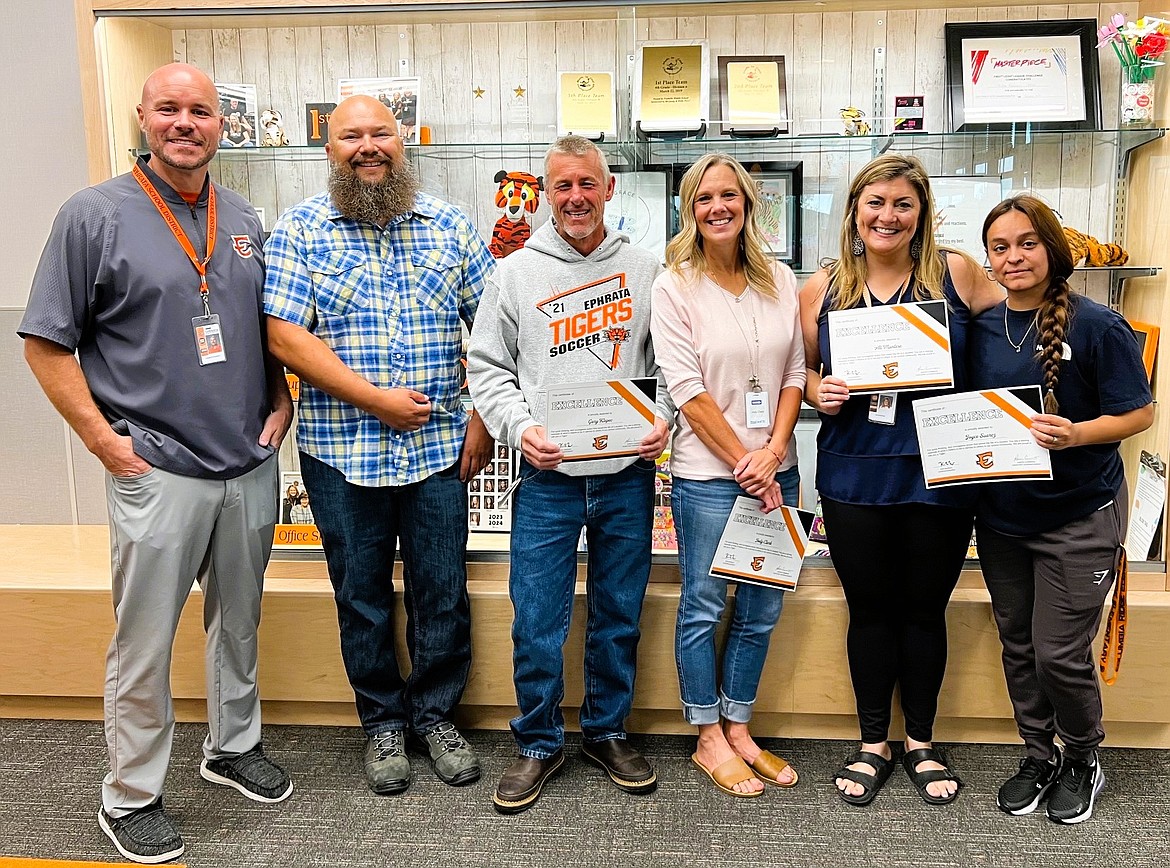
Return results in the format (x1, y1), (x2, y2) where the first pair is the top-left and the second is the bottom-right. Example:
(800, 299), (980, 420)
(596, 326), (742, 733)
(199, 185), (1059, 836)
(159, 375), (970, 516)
(264, 95), (494, 796)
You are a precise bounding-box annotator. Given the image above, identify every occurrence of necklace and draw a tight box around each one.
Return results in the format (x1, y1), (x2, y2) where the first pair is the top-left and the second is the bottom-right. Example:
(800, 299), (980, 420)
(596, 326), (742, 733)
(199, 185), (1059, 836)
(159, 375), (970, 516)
(716, 282), (761, 390)
(1004, 306), (1038, 353)
(862, 274), (912, 307)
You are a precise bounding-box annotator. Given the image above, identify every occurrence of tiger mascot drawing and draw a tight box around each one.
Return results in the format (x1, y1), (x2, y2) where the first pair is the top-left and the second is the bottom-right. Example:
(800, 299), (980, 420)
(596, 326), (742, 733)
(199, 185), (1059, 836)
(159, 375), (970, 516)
(489, 170), (542, 259)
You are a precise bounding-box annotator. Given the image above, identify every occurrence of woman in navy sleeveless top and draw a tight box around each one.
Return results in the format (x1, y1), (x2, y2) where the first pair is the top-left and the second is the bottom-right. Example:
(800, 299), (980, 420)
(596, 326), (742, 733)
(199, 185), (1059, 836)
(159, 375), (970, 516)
(798, 154), (1002, 807)
(970, 196), (1152, 824)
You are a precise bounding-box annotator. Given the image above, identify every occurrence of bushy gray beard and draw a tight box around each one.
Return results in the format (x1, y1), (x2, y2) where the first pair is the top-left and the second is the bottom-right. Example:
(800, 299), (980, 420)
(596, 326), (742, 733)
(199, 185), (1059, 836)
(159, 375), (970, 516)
(328, 158), (420, 224)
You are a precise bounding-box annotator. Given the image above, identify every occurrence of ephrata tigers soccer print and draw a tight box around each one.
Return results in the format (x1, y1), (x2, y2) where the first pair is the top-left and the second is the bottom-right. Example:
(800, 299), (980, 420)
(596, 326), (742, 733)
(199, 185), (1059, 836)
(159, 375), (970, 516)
(537, 274), (634, 368)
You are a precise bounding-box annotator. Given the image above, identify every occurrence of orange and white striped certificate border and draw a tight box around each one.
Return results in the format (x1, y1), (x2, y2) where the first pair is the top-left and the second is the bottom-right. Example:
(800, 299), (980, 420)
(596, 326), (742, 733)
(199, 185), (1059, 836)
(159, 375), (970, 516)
(912, 385), (1052, 488)
(708, 497), (815, 592)
(546, 377), (658, 462)
(827, 299), (954, 394)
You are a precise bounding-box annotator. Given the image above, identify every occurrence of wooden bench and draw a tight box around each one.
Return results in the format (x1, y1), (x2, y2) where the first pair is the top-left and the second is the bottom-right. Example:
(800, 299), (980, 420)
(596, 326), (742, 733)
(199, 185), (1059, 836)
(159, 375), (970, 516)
(2, 525), (1167, 747)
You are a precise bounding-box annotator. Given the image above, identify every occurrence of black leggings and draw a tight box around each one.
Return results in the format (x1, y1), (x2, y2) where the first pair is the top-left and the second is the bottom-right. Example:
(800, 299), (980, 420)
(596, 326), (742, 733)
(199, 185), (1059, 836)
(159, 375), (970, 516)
(820, 499), (973, 744)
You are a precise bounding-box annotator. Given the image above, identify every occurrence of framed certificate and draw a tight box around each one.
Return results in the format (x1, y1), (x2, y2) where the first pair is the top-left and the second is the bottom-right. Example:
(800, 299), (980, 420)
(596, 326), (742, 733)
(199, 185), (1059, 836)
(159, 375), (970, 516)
(945, 19), (1101, 132)
(634, 41), (708, 135)
(605, 168), (670, 262)
(717, 55), (789, 136)
(930, 175), (1005, 262)
(557, 71), (617, 139)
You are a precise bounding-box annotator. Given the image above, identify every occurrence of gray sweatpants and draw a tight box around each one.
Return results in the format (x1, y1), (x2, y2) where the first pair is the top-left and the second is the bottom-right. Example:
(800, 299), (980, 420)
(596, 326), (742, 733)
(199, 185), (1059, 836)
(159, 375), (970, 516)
(976, 480), (1127, 763)
(101, 455), (278, 816)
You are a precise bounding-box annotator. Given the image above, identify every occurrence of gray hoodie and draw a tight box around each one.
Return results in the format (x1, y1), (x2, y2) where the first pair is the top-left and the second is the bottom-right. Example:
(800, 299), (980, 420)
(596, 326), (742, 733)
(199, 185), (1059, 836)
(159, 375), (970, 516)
(467, 220), (673, 477)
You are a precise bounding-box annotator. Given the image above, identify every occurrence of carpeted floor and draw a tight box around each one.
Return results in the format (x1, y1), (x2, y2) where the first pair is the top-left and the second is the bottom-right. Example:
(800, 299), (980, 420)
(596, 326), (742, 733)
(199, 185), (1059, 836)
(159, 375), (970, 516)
(1, 720), (1166, 867)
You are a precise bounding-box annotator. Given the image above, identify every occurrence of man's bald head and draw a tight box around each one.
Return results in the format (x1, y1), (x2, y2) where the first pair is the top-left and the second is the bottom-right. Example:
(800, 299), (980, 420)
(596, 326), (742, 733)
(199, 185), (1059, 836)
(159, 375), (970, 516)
(141, 63), (219, 109)
(327, 95), (400, 150)
(136, 62), (223, 192)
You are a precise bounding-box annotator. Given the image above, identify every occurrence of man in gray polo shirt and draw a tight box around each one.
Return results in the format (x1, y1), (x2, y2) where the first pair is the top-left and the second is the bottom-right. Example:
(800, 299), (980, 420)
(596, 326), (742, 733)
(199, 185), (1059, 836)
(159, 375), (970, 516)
(19, 63), (293, 865)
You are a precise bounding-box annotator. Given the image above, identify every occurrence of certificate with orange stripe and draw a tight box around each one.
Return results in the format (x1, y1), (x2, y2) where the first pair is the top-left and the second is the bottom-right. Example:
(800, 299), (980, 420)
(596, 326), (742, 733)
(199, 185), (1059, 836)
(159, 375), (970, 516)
(546, 378), (658, 462)
(827, 300), (953, 394)
(912, 386), (1052, 487)
(709, 498), (814, 592)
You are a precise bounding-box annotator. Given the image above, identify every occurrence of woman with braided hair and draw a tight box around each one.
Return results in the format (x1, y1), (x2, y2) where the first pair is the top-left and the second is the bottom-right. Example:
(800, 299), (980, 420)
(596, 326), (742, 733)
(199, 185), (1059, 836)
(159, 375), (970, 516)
(971, 195), (1153, 825)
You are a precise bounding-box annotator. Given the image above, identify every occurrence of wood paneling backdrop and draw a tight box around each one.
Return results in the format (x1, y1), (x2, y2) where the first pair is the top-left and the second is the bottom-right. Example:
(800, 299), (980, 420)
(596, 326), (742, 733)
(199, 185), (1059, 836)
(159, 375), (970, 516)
(148, 4), (1138, 270)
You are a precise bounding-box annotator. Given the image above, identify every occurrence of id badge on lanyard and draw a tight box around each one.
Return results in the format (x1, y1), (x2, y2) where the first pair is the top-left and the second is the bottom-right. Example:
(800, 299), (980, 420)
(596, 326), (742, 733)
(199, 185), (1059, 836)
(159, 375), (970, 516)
(745, 390), (771, 428)
(192, 314), (227, 365)
(132, 164), (227, 366)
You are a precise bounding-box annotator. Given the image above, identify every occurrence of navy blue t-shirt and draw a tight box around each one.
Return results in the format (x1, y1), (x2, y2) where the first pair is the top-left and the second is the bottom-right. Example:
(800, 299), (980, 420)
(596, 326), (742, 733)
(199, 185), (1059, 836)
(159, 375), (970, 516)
(815, 262), (973, 507)
(969, 294), (1152, 535)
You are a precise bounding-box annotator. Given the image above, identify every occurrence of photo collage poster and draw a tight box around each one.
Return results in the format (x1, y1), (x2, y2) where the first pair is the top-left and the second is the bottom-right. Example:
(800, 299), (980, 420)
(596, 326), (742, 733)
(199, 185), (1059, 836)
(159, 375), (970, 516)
(468, 444), (518, 533)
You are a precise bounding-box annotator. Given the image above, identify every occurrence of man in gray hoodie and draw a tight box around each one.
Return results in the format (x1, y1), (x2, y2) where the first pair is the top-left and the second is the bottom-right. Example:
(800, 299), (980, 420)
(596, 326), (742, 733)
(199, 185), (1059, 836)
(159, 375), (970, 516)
(468, 135), (673, 814)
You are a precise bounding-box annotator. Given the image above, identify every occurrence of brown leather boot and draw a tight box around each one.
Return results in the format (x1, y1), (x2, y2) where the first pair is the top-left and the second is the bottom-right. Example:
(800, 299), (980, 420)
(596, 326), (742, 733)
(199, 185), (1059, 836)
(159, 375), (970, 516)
(582, 738), (658, 794)
(492, 750), (565, 814)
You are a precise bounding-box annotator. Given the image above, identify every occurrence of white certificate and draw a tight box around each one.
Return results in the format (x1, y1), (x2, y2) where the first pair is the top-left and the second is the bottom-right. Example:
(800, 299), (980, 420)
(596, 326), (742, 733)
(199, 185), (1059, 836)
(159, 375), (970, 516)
(912, 386), (1053, 488)
(546, 378), (657, 463)
(709, 498), (814, 592)
(961, 37), (1086, 124)
(827, 300), (953, 394)
(1125, 452), (1167, 562)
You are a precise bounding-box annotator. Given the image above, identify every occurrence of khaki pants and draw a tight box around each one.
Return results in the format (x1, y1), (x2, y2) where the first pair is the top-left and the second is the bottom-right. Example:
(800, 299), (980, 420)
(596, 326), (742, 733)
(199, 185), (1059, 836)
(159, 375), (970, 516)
(102, 455), (278, 816)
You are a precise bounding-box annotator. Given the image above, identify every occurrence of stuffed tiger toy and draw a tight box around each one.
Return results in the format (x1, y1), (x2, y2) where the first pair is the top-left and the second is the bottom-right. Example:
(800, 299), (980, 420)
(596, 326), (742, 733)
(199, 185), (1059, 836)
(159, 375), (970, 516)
(1062, 225), (1129, 267)
(489, 170), (542, 259)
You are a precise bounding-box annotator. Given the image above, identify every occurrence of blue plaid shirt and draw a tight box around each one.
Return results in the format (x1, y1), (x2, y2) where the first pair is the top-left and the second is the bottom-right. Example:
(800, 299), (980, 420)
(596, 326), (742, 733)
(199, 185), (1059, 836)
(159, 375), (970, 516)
(264, 191), (494, 487)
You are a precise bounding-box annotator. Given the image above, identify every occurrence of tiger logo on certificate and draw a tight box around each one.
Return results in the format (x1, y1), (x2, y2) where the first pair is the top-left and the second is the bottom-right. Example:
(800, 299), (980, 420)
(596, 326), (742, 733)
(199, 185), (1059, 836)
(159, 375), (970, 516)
(912, 385), (1053, 487)
(827, 299), (953, 394)
(709, 498), (815, 592)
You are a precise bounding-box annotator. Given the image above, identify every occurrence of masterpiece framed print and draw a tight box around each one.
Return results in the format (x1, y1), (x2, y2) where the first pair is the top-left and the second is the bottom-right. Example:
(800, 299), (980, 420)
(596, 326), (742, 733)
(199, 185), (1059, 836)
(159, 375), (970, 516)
(717, 55), (789, 136)
(945, 20), (1101, 132)
(605, 168), (670, 262)
(338, 77), (422, 144)
(747, 161), (802, 269)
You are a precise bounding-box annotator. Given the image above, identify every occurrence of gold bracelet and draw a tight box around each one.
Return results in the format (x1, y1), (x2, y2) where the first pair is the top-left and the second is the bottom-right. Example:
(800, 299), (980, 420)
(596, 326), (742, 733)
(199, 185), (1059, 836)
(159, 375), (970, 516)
(764, 444), (782, 461)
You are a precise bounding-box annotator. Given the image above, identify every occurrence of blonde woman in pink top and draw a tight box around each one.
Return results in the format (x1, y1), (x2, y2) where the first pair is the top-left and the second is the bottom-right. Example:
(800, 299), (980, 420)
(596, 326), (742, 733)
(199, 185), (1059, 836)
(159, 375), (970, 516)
(650, 153), (805, 799)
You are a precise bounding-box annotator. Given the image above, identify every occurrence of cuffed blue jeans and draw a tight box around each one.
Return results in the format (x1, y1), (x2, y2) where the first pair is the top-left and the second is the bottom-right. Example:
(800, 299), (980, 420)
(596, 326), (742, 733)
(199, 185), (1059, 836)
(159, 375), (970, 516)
(673, 469), (800, 726)
(300, 452), (471, 736)
(508, 459), (656, 758)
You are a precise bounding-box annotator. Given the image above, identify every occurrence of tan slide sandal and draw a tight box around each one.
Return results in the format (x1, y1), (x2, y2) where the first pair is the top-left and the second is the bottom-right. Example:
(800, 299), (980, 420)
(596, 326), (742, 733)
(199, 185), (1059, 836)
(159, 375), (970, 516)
(691, 754), (764, 798)
(750, 750), (799, 788)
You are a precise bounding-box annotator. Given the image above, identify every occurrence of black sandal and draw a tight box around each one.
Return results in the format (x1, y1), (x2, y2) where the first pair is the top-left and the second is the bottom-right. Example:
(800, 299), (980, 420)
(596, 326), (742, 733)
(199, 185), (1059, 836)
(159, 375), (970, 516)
(832, 750), (894, 807)
(902, 747), (963, 805)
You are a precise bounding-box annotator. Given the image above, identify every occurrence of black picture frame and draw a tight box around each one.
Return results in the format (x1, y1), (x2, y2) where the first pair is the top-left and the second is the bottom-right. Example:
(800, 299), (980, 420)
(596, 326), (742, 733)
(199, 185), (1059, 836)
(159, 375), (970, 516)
(944, 19), (1102, 133)
(667, 160), (803, 270)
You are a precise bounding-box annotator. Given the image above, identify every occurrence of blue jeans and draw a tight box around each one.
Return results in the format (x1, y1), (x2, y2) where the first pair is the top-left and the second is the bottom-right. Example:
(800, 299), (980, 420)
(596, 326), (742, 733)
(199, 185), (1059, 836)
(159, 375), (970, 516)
(508, 459), (656, 758)
(300, 452), (471, 736)
(673, 468), (800, 726)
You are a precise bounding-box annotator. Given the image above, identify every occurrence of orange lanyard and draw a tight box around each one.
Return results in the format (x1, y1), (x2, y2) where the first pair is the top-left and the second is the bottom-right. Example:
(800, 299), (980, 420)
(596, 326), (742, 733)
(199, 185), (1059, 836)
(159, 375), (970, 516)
(132, 163), (217, 314)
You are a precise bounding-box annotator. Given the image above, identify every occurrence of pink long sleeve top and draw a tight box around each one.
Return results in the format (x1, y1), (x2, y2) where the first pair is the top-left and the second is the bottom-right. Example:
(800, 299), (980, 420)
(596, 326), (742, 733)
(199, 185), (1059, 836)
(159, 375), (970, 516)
(650, 263), (806, 481)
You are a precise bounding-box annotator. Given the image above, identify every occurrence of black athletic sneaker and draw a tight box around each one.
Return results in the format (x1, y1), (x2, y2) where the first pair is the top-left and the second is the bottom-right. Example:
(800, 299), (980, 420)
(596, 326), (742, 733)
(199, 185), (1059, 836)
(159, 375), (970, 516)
(98, 802), (184, 864)
(997, 753), (1062, 815)
(1046, 752), (1105, 825)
